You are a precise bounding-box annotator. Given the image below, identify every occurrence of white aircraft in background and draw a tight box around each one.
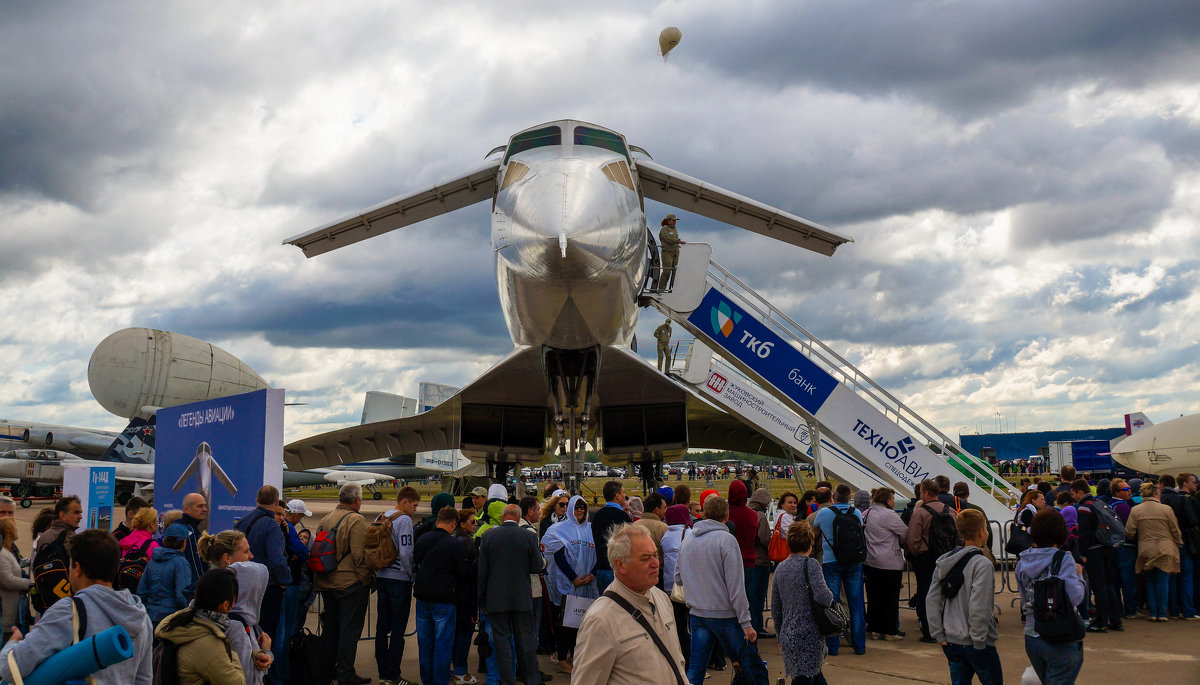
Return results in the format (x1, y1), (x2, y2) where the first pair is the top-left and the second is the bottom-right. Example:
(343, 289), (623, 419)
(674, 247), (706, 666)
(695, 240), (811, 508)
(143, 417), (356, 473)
(283, 119), (851, 487)
(1110, 411), (1200, 475)
(0, 449), (155, 503)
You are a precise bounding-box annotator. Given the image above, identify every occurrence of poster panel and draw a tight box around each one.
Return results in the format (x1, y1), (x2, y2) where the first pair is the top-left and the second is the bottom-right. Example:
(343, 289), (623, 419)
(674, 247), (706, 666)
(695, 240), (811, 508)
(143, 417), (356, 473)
(155, 388), (284, 533)
(63, 463), (116, 532)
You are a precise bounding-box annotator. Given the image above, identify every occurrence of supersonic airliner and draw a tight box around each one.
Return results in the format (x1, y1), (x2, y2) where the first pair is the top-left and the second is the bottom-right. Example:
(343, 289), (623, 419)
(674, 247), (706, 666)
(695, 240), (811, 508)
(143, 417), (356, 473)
(283, 120), (852, 484)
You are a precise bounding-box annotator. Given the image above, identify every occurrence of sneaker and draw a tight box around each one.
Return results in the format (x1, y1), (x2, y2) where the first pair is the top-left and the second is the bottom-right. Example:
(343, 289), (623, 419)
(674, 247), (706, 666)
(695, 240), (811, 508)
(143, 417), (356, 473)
(882, 634), (904, 641)
(453, 675), (481, 685)
(918, 636), (937, 644)
(868, 632), (882, 640)
(1180, 615), (1200, 621)
(1085, 626), (1107, 633)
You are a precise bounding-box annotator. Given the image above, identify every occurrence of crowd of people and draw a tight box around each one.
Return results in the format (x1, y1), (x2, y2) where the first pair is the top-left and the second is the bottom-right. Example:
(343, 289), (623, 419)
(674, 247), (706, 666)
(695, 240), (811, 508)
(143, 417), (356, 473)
(0, 462), (1192, 684)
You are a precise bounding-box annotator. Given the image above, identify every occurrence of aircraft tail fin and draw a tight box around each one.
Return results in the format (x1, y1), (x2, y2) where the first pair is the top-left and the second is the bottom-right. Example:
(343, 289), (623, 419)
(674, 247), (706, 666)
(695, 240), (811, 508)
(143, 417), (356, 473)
(99, 417), (156, 464)
(360, 391), (418, 425)
(1125, 412), (1152, 436)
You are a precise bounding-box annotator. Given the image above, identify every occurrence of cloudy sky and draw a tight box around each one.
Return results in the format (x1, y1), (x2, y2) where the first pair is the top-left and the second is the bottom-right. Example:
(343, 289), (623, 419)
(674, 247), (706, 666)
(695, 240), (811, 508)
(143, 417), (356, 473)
(2, 1), (1199, 448)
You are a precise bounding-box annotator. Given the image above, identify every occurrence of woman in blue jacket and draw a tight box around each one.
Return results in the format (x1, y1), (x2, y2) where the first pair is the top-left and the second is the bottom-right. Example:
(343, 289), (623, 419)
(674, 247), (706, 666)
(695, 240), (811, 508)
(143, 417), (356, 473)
(137, 533), (192, 626)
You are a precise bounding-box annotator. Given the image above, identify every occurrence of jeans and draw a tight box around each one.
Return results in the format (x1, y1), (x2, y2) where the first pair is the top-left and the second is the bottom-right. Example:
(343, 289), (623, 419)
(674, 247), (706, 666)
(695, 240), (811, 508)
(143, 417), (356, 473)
(942, 643), (1003, 685)
(821, 561), (866, 654)
(745, 566), (769, 633)
(685, 615), (768, 685)
(452, 610), (475, 676)
(319, 585), (369, 682)
(270, 584), (302, 685)
(416, 601), (456, 685)
(913, 552), (937, 638)
(374, 578), (413, 681)
(595, 569), (615, 594)
(1146, 568), (1170, 618)
(1024, 635), (1083, 685)
(1168, 548), (1196, 617)
(1115, 544), (1138, 614)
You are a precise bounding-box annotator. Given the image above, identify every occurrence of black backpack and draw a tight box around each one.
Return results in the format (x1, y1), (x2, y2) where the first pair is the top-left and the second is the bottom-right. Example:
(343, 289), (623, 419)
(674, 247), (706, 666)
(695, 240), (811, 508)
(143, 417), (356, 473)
(923, 504), (960, 557)
(115, 538), (154, 593)
(1032, 549), (1085, 643)
(153, 637), (181, 685)
(831, 505), (867, 565)
(1082, 499), (1125, 548)
(31, 530), (72, 613)
(939, 548), (982, 599)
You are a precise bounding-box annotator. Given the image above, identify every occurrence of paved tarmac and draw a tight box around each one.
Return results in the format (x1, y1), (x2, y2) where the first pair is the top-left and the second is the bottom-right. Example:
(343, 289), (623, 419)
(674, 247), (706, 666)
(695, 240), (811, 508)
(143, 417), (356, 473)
(13, 498), (1200, 683)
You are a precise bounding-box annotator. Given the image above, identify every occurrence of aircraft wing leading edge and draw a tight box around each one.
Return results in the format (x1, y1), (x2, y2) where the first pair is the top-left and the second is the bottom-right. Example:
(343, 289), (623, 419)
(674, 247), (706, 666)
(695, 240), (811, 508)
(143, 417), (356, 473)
(284, 160), (501, 258)
(636, 159), (853, 257)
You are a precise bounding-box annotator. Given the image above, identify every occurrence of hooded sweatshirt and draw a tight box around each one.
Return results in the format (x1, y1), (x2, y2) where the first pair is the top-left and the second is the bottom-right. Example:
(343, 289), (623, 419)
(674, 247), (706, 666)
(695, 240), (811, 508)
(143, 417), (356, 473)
(228, 561), (270, 685)
(727, 480), (759, 567)
(1015, 546), (1086, 638)
(0, 584), (154, 685)
(475, 498), (509, 539)
(138, 546), (192, 622)
(747, 488), (773, 567)
(542, 495), (598, 605)
(154, 611), (246, 685)
(674, 518), (751, 627)
(926, 546), (998, 648)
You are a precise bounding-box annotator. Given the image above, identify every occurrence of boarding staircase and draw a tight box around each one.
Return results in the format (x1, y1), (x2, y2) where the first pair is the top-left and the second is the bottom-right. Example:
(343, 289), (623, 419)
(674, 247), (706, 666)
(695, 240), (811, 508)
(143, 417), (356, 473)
(644, 243), (1022, 524)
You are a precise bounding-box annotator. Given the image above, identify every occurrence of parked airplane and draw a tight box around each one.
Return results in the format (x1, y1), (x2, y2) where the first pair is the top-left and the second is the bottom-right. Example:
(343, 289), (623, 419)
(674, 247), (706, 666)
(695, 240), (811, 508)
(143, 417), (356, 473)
(1111, 411), (1200, 475)
(282, 119), (852, 486)
(0, 449), (154, 503)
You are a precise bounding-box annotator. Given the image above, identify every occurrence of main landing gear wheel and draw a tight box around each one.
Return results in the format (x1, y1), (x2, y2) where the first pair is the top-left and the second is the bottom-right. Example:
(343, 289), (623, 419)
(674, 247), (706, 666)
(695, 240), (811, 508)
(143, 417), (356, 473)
(373, 491), (383, 500)
(20, 498), (32, 509)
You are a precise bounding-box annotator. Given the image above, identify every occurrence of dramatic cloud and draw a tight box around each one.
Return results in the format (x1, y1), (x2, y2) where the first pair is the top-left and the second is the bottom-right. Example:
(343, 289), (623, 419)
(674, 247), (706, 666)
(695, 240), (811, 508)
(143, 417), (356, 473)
(2, 2), (1200, 451)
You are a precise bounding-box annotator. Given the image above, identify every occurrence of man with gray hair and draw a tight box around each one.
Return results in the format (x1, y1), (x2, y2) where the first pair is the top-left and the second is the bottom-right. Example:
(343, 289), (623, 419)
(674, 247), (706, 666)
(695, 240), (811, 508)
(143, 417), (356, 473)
(574, 523), (687, 685)
(314, 483), (372, 685)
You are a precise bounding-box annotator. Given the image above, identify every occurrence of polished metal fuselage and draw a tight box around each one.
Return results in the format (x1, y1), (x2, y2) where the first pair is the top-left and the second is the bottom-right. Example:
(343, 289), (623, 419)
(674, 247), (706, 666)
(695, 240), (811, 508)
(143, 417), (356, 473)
(492, 146), (646, 350)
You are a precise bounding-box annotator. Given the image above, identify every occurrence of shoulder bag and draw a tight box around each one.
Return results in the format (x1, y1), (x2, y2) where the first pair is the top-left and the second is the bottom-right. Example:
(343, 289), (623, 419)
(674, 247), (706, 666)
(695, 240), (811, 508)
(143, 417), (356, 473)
(768, 515), (789, 563)
(804, 556), (848, 638)
(603, 590), (687, 685)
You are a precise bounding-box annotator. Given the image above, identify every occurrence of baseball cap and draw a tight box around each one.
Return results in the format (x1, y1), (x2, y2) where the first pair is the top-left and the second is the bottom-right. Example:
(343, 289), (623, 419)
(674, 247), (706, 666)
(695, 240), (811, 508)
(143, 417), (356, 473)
(285, 499), (313, 516)
(471, 486), (488, 497)
(664, 213), (678, 221)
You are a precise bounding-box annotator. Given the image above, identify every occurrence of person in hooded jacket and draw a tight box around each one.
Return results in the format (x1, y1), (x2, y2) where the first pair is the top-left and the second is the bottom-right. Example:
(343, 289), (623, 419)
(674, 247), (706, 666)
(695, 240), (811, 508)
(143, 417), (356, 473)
(200, 530), (273, 683)
(475, 484), (511, 538)
(0, 530), (154, 685)
(927, 510), (1001, 685)
(155, 568), (246, 685)
(138, 533), (192, 625)
(1015, 508), (1086, 685)
(541, 495), (597, 674)
(747, 488), (773, 637)
(662, 504), (692, 663)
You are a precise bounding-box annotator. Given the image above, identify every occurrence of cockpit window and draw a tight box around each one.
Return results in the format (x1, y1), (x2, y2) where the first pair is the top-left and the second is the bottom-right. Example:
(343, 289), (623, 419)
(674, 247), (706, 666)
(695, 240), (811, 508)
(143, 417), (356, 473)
(504, 126), (562, 164)
(574, 126), (631, 164)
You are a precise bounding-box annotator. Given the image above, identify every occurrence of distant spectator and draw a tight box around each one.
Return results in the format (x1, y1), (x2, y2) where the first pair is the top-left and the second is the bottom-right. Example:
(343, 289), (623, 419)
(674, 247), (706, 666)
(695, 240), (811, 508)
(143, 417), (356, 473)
(165, 493), (209, 599)
(112, 496), (150, 541)
(1073, 478), (1122, 631)
(540, 493), (569, 537)
(313, 483), (372, 685)
(776, 492), (800, 534)
(0, 518), (31, 640)
(592, 481), (631, 593)
(137, 533), (190, 626)
(119, 506), (160, 560)
(906, 480), (957, 643)
(1056, 465), (1077, 495)
(1126, 482), (1182, 621)
(662, 504), (692, 662)
(863, 487), (907, 641)
(0, 530), (154, 684)
(746, 488), (773, 636)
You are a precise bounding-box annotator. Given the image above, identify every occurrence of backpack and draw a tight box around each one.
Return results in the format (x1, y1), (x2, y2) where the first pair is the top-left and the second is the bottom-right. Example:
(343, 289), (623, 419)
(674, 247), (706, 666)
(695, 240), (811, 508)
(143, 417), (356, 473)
(1032, 549), (1085, 643)
(830, 505), (867, 565)
(364, 511), (404, 572)
(412, 515), (437, 542)
(153, 636), (181, 685)
(938, 548), (982, 599)
(287, 628), (335, 685)
(1082, 499), (1125, 548)
(115, 538), (154, 593)
(31, 530), (72, 613)
(308, 511), (352, 574)
(923, 504), (960, 558)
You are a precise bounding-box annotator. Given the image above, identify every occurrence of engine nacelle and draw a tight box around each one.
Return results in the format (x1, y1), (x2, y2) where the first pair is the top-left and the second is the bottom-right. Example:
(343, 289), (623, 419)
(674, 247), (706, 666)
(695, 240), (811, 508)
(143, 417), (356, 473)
(88, 328), (270, 420)
(21, 428), (53, 447)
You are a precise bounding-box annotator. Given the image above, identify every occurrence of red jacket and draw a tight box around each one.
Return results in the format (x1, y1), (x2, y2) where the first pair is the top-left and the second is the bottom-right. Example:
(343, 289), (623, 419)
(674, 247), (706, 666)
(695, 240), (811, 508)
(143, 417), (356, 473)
(727, 480), (758, 567)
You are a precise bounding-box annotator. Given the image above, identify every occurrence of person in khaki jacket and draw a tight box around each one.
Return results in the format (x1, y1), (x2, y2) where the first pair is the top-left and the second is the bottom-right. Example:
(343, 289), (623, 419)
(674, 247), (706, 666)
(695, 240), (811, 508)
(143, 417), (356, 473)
(155, 568), (247, 685)
(572, 524), (687, 685)
(313, 483), (373, 685)
(1126, 482), (1183, 621)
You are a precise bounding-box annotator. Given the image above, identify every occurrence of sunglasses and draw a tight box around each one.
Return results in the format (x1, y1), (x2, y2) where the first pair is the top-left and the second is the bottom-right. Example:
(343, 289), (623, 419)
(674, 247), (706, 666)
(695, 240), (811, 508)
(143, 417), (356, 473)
(556, 503), (567, 508)
(468, 519), (478, 525)
(1120, 487), (1131, 491)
